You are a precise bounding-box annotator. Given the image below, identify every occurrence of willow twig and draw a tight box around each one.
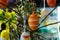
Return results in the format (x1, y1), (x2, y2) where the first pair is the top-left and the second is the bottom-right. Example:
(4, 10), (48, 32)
(38, 7), (57, 27)
(38, 21), (60, 28)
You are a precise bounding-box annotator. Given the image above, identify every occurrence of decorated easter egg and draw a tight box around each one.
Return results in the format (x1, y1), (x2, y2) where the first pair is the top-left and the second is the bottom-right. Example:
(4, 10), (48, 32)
(47, 0), (56, 7)
(0, 0), (8, 7)
(28, 11), (39, 31)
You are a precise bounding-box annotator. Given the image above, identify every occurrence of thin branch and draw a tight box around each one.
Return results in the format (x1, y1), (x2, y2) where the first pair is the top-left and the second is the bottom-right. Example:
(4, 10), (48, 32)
(38, 7), (57, 27)
(37, 34), (46, 39)
(38, 21), (60, 28)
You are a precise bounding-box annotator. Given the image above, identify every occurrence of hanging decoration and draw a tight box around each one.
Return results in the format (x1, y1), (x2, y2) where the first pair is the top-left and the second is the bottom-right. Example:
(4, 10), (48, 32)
(28, 11), (39, 31)
(0, 0), (8, 8)
(47, 0), (56, 7)
(28, 1), (39, 31)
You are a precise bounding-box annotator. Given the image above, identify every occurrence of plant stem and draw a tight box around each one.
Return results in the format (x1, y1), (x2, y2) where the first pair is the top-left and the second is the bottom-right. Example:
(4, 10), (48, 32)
(38, 7), (57, 27)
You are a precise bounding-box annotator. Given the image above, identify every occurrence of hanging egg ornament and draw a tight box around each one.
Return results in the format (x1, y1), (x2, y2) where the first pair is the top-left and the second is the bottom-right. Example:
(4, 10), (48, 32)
(28, 11), (39, 31)
(47, 0), (56, 7)
(20, 32), (31, 40)
(0, 0), (8, 8)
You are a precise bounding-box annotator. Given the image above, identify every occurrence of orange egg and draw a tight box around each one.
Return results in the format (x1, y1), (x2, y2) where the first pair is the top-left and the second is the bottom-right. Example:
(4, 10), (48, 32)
(28, 11), (39, 31)
(0, 4), (5, 8)
(0, 0), (8, 8)
(47, 0), (56, 7)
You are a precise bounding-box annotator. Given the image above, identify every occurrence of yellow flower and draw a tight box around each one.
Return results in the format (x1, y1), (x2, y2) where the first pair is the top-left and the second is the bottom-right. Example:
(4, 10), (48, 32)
(11, 11), (16, 16)
(6, 23), (10, 31)
(5, 12), (11, 19)
(0, 10), (3, 14)
(0, 21), (4, 31)
(1, 30), (10, 40)
(40, 11), (44, 15)
(44, 21), (49, 25)
(11, 23), (17, 30)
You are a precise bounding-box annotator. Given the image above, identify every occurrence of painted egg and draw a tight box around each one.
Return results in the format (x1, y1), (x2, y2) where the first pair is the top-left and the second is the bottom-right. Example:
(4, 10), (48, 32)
(0, 0), (8, 6)
(28, 11), (39, 31)
(47, 0), (56, 7)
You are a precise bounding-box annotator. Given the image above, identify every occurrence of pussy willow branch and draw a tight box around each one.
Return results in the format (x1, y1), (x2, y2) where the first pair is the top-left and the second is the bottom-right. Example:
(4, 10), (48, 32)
(38, 7), (57, 27)
(38, 21), (60, 28)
